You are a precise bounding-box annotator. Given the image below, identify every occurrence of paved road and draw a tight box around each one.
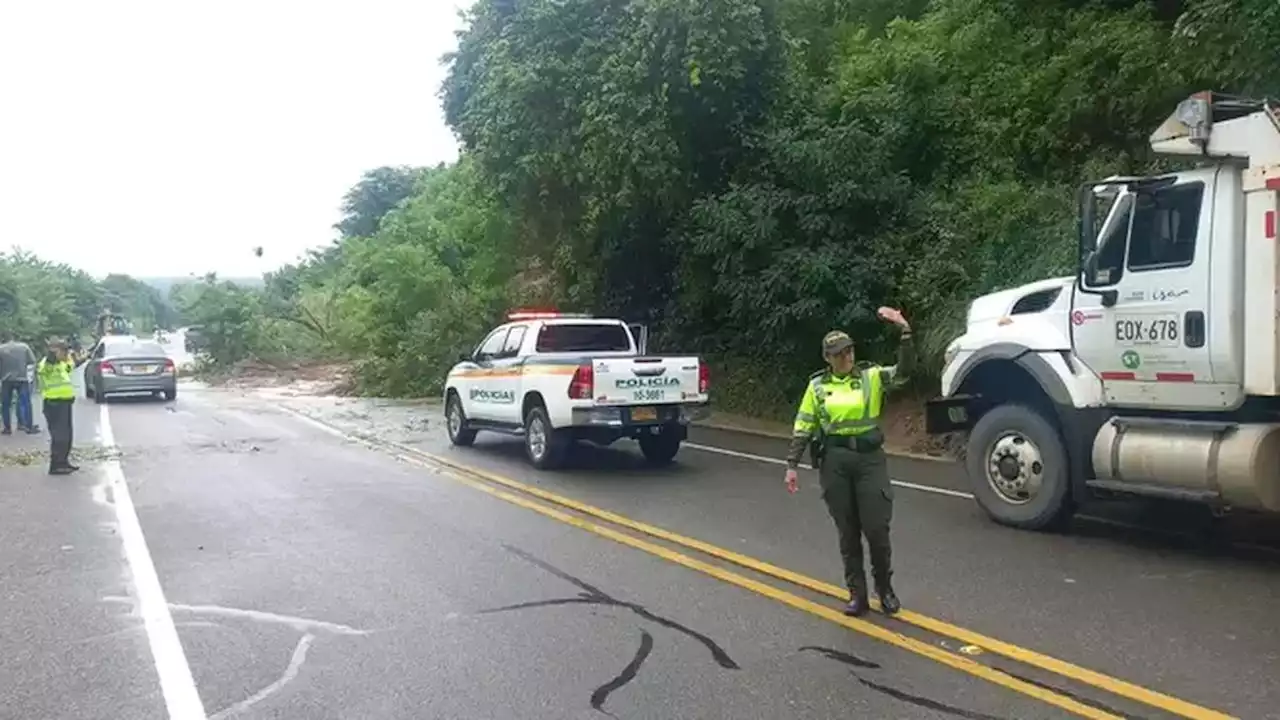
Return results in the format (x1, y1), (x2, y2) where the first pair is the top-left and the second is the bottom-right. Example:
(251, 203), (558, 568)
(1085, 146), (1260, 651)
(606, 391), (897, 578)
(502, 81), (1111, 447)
(4, 378), (1278, 719)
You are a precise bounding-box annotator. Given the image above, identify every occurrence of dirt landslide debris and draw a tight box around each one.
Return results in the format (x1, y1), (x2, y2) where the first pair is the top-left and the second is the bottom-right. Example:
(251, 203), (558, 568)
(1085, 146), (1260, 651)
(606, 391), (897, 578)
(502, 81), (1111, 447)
(0, 445), (121, 468)
(210, 359), (961, 460)
(201, 359), (357, 396)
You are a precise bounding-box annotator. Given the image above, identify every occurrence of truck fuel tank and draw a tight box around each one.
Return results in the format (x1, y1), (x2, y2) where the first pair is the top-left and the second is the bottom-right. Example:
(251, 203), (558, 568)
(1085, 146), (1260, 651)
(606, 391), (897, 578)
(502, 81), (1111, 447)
(1091, 417), (1280, 512)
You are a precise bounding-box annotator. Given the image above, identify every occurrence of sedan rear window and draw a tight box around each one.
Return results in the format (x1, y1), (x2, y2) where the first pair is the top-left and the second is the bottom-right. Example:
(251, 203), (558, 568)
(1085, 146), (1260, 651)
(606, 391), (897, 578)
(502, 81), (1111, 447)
(110, 342), (167, 357)
(535, 323), (632, 353)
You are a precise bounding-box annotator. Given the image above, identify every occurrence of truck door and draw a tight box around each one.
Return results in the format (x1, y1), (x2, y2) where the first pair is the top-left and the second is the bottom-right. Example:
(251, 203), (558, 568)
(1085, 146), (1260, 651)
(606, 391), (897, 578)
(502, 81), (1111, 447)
(492, 324), (527, 425)
(466, 327), (512, 422)
(1072, 171), (1216, 408)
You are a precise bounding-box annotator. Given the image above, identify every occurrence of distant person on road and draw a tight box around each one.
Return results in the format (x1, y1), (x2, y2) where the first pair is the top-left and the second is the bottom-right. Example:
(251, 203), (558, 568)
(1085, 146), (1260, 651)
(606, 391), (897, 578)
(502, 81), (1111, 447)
(0, 333), (40, 435)
(783, 307), (914, 617)
(36, 340), (78, 475)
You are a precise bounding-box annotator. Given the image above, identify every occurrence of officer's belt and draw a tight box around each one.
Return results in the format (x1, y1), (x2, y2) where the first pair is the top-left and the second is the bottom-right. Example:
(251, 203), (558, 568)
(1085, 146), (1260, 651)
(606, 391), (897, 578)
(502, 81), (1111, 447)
(824, 429), (884, 452)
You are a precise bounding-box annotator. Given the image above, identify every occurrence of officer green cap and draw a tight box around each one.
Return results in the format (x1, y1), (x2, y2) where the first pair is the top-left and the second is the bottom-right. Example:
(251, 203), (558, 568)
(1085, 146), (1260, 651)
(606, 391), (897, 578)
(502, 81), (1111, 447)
(822, 330), (854, 356)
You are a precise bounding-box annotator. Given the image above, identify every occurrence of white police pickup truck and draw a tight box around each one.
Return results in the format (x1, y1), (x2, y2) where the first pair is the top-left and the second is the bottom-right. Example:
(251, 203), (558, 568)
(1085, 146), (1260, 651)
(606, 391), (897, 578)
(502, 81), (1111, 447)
(443, 310), (712, 469)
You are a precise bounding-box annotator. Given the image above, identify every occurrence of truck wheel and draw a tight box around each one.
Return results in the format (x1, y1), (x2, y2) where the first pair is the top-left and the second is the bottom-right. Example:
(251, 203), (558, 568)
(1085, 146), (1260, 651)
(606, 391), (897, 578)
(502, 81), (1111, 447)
(524, 404), (568, 470)
(965, 404), (1074, 531)
(446, 393), (478, 447)
(638, 430), (681, 466)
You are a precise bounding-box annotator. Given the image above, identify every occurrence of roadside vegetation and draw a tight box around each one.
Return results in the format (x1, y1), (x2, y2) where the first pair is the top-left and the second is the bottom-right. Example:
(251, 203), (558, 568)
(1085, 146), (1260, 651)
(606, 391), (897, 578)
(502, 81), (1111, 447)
(0, 252), (178, 349)
(10, 1), (1278, 440)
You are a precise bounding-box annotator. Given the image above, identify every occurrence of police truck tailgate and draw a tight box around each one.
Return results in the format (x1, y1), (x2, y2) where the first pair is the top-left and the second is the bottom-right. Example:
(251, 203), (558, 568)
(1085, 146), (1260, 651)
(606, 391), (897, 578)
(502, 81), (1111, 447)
(592, 356), (706, 407)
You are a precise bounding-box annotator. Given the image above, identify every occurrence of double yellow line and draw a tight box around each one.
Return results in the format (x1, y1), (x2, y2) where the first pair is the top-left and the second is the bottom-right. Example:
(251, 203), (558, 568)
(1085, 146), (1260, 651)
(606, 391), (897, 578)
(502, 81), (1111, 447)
(284, 408), (1235, 720)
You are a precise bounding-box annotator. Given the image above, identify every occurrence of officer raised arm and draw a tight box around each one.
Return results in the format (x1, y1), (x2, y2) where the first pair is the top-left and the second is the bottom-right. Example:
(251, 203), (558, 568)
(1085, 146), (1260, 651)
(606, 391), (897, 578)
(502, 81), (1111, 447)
(784, 306), (914, 616)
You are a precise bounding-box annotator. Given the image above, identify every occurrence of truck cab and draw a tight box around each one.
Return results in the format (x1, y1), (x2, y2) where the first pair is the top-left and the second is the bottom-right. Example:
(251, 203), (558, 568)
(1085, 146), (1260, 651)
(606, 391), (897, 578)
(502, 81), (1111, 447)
(927, 92), (1280, 530)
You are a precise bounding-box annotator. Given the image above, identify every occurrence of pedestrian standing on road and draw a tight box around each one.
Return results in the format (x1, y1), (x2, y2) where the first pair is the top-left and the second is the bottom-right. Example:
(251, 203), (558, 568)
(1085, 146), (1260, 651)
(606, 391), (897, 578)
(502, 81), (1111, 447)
(783, 307), (914, 617)
(0, 332), (40, 435)
(36, 340), (78, 475)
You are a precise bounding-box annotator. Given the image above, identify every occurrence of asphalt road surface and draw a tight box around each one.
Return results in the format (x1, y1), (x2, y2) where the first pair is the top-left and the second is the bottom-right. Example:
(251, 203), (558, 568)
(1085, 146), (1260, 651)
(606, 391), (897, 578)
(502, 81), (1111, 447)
(3, 375), (1278, 719)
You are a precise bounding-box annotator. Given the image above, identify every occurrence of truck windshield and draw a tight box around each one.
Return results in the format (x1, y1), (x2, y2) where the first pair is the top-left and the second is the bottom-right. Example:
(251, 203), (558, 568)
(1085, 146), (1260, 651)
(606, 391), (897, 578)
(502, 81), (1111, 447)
(535, 323), (632, 353)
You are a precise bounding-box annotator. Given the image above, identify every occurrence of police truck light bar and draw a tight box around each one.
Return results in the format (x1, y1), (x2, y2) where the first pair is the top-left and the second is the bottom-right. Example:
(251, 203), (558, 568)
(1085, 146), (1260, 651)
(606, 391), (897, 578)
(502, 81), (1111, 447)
(506, 307), (593, 321)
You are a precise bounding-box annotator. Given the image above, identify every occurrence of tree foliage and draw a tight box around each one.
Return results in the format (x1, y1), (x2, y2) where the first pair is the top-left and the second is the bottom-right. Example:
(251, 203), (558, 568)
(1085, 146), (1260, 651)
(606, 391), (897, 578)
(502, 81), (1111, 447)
(0, 251), (176, 350)
(182, 0), (1279, 416)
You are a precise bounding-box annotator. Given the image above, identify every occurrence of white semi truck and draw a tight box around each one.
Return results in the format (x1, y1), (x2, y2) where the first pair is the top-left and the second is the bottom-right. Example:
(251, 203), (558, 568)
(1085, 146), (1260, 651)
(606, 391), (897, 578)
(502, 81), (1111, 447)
(926, 91), (1280, 530)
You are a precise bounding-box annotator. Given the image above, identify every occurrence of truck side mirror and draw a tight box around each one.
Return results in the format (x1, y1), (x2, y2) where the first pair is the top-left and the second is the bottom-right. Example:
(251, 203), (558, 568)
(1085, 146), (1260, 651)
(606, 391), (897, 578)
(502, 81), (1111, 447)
(1077, 185), (1098, 267)
(628, 323), (649, 356)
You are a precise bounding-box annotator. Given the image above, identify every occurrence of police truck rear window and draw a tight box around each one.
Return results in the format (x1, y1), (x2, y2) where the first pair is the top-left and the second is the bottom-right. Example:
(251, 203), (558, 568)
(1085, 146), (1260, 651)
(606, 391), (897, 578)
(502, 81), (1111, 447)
(535, 324), (631, 353)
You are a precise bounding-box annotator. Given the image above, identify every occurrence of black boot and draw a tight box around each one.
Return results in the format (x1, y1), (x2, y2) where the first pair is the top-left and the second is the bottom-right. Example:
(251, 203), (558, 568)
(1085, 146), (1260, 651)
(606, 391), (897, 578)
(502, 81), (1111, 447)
(843, 579), (870, 617)
(875, 575), (901, 616)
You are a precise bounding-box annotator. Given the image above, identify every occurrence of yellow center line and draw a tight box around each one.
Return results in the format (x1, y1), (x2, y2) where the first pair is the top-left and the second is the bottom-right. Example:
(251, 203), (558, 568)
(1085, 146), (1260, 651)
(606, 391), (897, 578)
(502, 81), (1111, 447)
(387, 451), (1122, 720)
(394, 442), (1236, 720)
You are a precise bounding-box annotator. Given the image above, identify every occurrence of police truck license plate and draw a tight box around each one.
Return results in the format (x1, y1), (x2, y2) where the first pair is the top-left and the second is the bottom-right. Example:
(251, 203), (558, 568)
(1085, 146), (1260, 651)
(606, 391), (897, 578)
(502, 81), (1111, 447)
(1114, 314), (1180, 347)
(631, 406), (658, 422)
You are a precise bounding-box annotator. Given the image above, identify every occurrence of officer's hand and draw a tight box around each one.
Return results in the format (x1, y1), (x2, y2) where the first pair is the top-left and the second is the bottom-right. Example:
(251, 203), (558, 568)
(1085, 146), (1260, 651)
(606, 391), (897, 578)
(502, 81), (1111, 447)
(784, 469), (799, 494)
(876, 306), (910, 330)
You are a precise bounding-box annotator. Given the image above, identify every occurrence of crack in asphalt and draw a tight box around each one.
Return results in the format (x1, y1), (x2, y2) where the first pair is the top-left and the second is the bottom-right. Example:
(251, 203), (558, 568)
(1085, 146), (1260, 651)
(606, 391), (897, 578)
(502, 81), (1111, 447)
(801, 645), (1010, 720)
(478, 545), (739, 714)
(1002, 670), (1149, 720)
(854, 676), (1011, 720)
(798, 645), (881, 669)
(590, 630), (654, 717)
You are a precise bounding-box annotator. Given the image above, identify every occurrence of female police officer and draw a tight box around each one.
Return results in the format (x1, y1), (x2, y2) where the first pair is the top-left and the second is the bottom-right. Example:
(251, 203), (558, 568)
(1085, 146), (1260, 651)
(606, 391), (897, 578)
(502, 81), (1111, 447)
(784, 306), (913, 617)
(37, 340), (78, 475)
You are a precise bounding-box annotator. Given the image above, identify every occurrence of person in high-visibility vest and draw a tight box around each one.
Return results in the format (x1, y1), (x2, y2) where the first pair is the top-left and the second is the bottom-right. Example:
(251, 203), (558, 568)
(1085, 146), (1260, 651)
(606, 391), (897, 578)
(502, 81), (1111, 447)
(784, 307), (914, 617)
(36, 340), (78, 475)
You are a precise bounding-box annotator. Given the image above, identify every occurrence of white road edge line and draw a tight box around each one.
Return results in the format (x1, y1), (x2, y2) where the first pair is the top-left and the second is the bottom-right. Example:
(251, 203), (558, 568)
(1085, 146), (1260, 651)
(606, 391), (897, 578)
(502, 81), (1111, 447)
(682, 441), (977, 500)
(99, 404), (208, 719)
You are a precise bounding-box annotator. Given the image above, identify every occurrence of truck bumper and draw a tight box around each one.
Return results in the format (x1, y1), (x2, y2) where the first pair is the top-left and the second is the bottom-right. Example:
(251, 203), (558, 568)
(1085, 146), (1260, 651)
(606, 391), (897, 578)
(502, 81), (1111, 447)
(571, 401), (710, 428)
(925, 395), (977, 434)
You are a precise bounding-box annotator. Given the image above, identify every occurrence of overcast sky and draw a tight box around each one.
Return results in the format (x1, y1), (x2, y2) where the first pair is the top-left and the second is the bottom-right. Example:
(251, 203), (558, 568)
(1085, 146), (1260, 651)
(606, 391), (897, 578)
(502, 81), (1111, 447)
(1, 1), (465, 279)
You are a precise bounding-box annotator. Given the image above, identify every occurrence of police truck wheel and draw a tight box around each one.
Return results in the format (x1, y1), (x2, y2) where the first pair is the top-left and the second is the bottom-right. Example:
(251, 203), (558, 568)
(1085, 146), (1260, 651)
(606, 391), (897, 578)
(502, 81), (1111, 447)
(638, 431), (681, 466)
(524, 404), (568, 470)
(965, 404), (1074, 531)
(446, 393), (477, 447)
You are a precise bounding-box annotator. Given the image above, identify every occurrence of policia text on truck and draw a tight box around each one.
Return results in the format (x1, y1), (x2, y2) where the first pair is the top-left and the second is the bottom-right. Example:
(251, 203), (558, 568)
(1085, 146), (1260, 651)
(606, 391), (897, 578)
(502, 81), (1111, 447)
(925, 91), (1280, 530)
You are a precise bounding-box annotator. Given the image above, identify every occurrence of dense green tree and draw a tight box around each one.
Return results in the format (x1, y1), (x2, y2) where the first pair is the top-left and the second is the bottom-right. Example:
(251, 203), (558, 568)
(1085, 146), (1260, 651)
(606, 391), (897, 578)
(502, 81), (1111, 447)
(334, 165), (431, 240)
(102, 0), (1280, 418)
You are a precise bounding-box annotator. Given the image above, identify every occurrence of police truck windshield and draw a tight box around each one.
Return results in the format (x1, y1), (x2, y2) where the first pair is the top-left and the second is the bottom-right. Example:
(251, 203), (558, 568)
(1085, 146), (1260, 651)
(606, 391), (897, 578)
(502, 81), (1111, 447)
(535, 323), (632, 353)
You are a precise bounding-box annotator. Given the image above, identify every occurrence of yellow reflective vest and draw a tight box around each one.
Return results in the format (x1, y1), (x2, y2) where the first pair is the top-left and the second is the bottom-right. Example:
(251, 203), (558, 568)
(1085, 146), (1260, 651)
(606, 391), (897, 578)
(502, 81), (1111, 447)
(792, 367), (889, 437)
(37, 358), (75, 400)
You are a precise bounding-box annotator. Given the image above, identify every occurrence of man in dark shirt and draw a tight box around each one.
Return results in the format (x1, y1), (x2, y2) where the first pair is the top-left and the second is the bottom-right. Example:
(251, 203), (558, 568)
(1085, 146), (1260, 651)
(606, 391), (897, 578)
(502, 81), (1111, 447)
(0, 333), (40, 435)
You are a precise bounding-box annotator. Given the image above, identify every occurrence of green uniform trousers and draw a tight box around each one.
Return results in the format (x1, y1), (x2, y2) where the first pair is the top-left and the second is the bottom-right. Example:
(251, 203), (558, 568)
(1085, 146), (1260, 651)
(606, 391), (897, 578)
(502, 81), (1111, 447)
(818, 444), (894, 594)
